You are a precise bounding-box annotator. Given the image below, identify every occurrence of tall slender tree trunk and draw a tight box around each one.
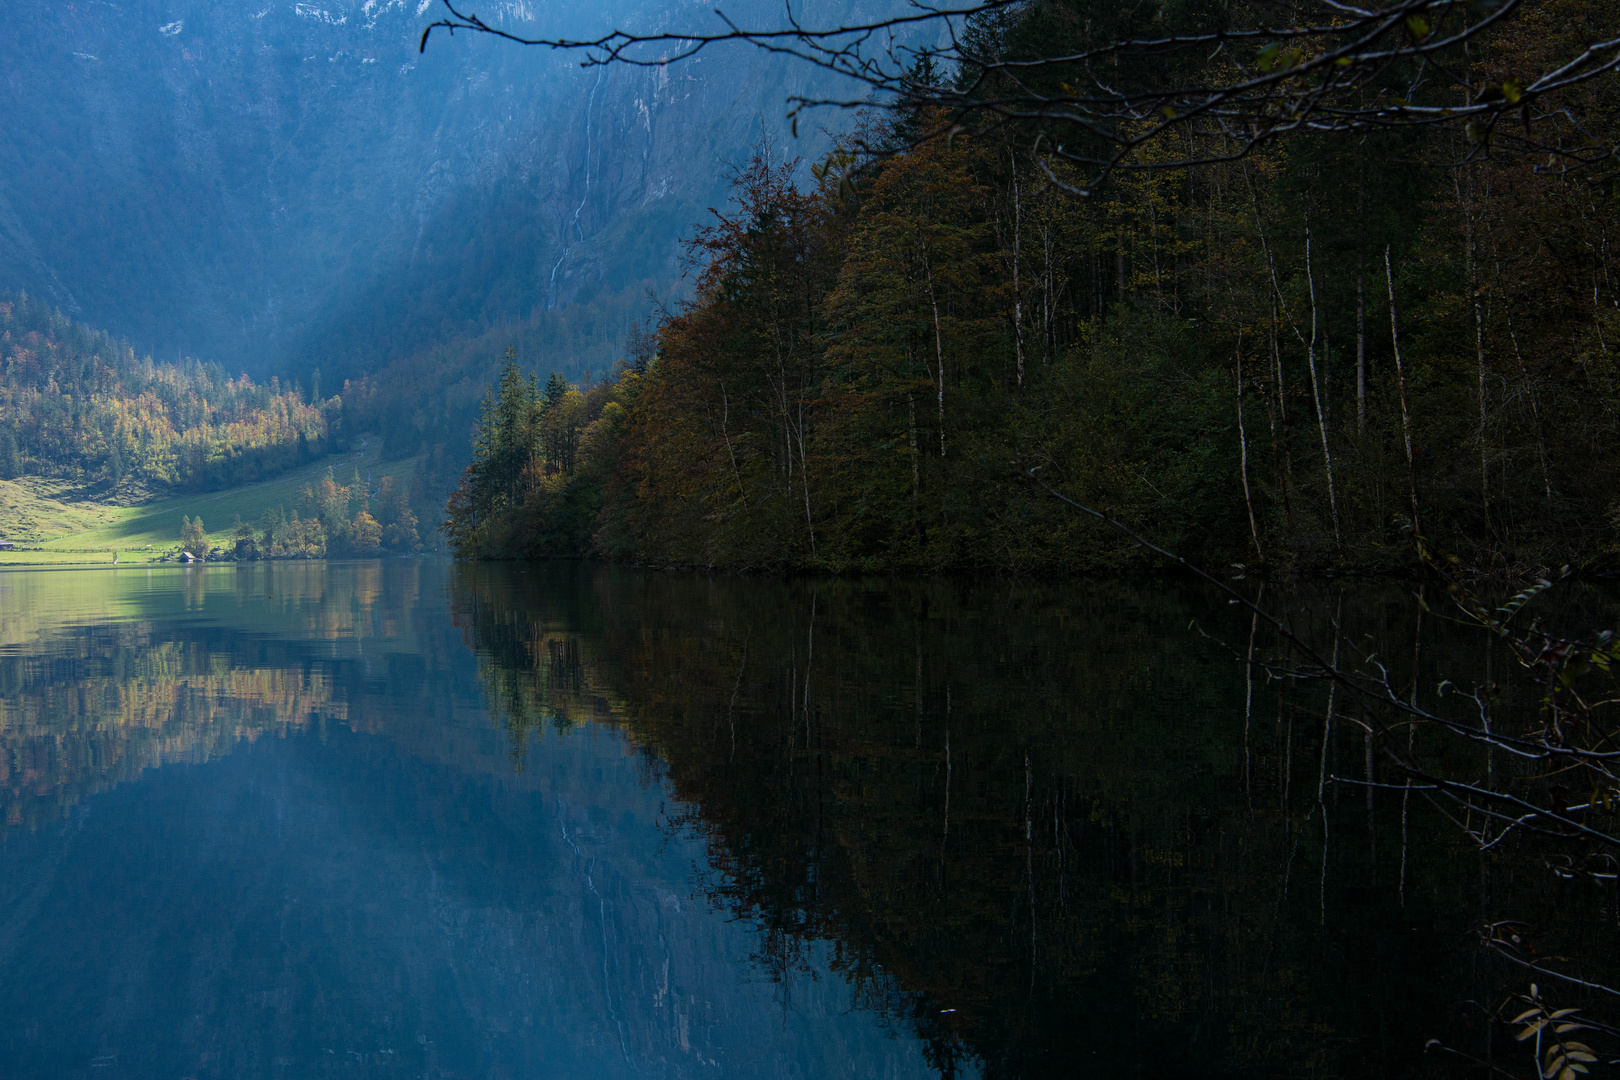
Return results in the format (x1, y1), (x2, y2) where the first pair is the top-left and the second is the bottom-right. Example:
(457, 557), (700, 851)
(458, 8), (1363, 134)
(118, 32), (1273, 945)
(1386, 247), (1422, 534)
(1357, 179), (1368, 437)
(1466, 163), (1491, 530)
(772, 320), (794, 505)
(1264, 374), (1289, 528)
(1246, 170), (1294, 515)
(908, 391), (922, 543)
(1302, 231), (1343, 547)
(1011, 165), (1026, 391)
(1356, 268), (1367, 437)
(1506, 309), (1554, 508)
(1236, 338), (1264, 562)
(797, 399), (816, 557)
(1041, 224), (1055, 366)
(720, 380), (744, 500)
(924, 250), (947, 460)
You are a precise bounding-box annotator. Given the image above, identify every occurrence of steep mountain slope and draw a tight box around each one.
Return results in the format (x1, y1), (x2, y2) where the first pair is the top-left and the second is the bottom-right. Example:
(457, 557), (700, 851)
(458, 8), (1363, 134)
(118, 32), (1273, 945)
(0, 0), (856, 380)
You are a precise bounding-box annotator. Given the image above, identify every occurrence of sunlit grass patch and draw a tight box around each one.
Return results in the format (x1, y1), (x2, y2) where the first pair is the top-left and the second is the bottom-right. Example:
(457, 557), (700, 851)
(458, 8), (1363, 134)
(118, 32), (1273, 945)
(9, 436), (420, 559)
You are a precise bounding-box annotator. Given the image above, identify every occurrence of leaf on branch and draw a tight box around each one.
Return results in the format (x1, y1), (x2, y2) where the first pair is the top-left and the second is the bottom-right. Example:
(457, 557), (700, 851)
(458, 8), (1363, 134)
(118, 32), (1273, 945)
(1518, 1017), (1550, 1040)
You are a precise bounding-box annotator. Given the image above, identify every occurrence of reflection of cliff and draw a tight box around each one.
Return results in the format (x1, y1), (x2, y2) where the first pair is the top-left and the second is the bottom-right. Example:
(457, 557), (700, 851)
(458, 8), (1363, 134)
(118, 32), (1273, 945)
(450, 564), (1538, 1079)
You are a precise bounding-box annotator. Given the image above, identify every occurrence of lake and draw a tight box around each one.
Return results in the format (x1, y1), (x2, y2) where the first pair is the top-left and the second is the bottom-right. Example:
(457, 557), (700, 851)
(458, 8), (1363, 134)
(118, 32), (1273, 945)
(0, 561), (1609, 1078)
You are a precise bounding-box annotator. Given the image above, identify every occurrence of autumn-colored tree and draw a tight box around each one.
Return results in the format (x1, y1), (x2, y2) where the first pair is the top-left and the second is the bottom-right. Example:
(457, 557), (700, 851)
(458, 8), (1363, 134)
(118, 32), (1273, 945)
(601, 143), (844, 566)
(448, 1), (1620, 576)
(350, 509), (381, 553)
(0, 293), (338, 492)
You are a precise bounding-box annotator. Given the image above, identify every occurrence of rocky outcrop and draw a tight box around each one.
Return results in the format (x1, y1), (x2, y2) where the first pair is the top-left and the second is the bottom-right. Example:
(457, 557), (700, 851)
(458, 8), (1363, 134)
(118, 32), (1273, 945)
(0, 1), (857, 378)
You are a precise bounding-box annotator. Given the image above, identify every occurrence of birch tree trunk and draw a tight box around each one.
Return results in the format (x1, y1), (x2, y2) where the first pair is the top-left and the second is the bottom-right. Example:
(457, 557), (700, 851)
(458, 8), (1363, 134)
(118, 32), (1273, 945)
(1386, 247), (1422, 535)
(923, 247), (947, 460)
(1302, 231), (1343, 547)
(1237, 337), (1265, 561)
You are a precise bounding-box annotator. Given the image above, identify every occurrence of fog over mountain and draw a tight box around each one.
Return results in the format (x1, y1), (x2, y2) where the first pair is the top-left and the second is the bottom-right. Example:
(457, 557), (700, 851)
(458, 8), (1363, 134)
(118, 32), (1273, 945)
(0, 0), (858, 381)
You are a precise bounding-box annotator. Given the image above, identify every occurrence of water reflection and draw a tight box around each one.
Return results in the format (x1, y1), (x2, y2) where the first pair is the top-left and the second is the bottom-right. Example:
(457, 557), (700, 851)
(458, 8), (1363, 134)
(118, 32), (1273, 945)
(1, 562), (1613, 1078)
(451, 564), (1620, 1079)
(0, 563), (415, 831)
(0, 564), (935, 1079)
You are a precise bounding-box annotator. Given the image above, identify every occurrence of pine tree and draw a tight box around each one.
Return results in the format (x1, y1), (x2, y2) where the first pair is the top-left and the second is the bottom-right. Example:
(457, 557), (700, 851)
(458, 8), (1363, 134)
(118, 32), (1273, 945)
(444, 345), (538, 552)
(106, 440), (125, 485)
(0, 428), (18, 479)
(542, 371), (571, 411)
(375, 476), (421, 550)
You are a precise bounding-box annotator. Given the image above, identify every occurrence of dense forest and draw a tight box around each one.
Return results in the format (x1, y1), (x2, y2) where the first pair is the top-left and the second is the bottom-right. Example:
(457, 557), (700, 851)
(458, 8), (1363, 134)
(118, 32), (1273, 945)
(0, 292), (343, 494)
(443, 0), (1620, 574)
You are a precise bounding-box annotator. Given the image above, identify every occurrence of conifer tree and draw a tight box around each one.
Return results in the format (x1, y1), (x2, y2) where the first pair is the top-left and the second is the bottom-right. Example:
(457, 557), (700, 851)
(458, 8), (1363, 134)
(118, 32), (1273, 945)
(443, 345), (539, 552)
(0, 429), (18, 480)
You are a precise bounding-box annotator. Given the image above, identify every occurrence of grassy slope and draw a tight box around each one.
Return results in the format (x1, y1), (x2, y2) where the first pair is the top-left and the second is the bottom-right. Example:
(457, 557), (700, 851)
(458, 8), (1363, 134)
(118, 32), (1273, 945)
(0, 437), (422, 566)
(0, 480), (124, 549)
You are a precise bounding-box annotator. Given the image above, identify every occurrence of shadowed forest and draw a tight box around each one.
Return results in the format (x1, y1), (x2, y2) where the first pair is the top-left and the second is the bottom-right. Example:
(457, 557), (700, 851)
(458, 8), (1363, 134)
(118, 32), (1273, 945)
(448, 563), (1620, 1077)
(443, 0), (1620, 575)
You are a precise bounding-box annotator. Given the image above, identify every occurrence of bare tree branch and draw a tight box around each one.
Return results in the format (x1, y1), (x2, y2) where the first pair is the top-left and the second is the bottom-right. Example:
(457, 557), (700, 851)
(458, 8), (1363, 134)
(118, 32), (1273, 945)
(421, 0), (1620, 191)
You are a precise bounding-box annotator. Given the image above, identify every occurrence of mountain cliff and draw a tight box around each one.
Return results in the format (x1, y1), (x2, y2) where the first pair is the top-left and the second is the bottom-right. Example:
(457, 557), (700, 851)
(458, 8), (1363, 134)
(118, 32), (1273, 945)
(0, 0), (854, 380)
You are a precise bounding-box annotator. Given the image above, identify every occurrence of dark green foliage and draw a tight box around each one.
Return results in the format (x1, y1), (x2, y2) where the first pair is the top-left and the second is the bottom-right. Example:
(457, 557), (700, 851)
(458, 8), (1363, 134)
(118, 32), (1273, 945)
(374, 475), (420, 552)
(443, 345), (608, 558)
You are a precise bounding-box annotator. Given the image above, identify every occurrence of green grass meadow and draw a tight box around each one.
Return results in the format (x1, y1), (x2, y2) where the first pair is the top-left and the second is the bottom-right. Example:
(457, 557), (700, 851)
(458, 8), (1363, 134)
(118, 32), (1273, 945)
(0, 438), (422, 567)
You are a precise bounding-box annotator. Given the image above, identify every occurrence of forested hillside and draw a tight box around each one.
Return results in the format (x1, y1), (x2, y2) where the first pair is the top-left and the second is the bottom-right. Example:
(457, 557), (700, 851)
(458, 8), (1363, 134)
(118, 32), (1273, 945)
(0, 293), (342, 494)
(443, 0), (1620, 574)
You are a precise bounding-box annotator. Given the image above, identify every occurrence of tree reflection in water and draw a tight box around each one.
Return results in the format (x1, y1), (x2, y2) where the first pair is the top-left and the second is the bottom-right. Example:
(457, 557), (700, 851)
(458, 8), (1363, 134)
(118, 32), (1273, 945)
(452, 562), (1620, 1079)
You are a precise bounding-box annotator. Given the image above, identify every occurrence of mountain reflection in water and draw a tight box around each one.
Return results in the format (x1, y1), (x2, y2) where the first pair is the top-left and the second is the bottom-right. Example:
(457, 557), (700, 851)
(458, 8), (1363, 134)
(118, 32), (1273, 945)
(0, 562), (1605, 1078)
(0, 563), (930, 1079)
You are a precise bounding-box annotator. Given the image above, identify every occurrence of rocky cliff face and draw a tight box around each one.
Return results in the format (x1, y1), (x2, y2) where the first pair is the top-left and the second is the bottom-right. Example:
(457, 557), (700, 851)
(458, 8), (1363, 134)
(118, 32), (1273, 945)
(0, 0), (853, 378)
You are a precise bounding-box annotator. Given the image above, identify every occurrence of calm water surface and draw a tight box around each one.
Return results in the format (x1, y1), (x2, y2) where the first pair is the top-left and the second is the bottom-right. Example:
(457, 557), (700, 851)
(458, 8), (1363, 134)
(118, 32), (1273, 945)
(0, 562), (1601, 1078)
